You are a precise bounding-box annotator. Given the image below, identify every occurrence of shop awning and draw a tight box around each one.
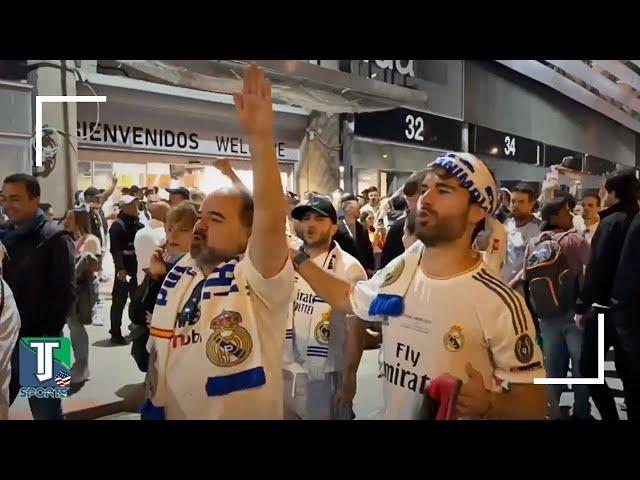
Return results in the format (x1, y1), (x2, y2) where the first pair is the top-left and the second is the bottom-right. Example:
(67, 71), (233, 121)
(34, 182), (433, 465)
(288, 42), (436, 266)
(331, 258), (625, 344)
(107, 60), (429, 114)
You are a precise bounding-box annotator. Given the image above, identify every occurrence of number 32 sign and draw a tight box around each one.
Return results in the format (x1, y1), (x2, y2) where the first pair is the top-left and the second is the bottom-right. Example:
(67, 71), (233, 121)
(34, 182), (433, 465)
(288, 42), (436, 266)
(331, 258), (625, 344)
(405, 114), (425, 141)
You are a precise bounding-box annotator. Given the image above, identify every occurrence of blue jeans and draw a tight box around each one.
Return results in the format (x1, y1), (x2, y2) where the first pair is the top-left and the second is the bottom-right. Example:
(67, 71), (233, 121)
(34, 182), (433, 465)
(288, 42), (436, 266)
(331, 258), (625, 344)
(540, 314), (591, 419)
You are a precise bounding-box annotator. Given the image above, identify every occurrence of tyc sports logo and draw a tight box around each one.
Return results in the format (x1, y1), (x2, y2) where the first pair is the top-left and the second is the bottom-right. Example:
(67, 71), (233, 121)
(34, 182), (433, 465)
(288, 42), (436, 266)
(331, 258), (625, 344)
(19, 337), (71, 399)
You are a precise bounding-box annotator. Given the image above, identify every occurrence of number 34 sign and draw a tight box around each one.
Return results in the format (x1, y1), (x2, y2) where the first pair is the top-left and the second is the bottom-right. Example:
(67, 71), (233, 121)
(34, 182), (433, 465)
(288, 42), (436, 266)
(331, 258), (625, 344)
(504, 136), (516, 156)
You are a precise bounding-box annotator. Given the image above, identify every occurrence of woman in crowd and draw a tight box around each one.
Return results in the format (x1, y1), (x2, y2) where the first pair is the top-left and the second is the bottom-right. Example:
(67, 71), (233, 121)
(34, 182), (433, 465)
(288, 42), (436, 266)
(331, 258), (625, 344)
(360, 210), (385, 270)
(64, 207), (102, 385)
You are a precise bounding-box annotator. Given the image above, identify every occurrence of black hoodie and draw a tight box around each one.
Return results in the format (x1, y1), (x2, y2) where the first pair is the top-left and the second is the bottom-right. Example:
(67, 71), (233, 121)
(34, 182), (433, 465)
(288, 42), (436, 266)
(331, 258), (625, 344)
(575, 200), (639, 315)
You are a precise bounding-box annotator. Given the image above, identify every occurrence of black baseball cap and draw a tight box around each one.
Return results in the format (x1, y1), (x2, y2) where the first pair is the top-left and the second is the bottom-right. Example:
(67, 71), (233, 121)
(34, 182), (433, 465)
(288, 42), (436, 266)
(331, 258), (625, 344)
(166, 187), (190, 199)
(84, 186), (100, 197)
(340, 193), (357, 204)
(291, 196), (338, 224)
(129, 185), (142, 194)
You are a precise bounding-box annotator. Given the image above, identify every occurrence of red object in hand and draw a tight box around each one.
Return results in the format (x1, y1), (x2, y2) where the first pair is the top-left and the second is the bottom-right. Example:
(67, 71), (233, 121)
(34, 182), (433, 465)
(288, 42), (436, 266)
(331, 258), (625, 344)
(426, 374), (463, 420)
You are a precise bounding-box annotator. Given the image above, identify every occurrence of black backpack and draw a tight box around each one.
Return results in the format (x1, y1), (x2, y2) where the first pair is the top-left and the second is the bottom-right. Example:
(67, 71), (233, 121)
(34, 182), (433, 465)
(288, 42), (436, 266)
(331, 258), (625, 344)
(523, 230), (578, 319)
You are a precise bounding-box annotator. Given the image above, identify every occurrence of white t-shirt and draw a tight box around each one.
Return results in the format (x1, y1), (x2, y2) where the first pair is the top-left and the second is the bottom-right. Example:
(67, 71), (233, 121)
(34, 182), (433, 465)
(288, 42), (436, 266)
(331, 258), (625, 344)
(481, 217), (507, 278)
(502, 217), (541, 284)
(350, 261), (544, 420)
(163, 255), (294, 419)
(361, 203), (381, 219)
(289, 245), (367, 372)
(0, 279), (20, 420)
(134, 219), (166, 286)
(583, 219), (600, 245)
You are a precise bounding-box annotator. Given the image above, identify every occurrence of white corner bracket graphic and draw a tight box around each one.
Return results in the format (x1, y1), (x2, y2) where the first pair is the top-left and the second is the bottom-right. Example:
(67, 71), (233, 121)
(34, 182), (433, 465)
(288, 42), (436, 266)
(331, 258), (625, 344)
(35, 95), (107, 167)
(534, 313), (605, 385)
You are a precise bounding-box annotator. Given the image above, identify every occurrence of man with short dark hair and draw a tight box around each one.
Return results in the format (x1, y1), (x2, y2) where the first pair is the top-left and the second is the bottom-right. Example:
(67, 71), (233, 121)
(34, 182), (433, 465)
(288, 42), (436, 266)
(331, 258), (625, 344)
(166, 187), (190, 207)
(290, 153), (546, 420)
(575, 168), (639, 421)
(335, 193), (375, 275)
(0, 173), (76, 420)
(361, 186), (381, 218)
(581, 194), (601, 244)
(502, 183), (541, 290)
(284, 196), (367, 419)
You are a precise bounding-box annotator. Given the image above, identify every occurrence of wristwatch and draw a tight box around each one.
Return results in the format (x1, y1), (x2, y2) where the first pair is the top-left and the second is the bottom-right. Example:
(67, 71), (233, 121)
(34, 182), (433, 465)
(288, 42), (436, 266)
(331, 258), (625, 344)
(293, 247), (310, 269)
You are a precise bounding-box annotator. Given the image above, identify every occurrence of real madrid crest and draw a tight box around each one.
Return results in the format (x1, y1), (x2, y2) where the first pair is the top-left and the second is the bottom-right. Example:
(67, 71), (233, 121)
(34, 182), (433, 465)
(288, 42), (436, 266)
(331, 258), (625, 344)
(514, 333), (534, 364)
(206, 310), (253, 367)
(380, 258), (405, 287)
(314, 310), (331, 345)
(443, 325), (464, 352)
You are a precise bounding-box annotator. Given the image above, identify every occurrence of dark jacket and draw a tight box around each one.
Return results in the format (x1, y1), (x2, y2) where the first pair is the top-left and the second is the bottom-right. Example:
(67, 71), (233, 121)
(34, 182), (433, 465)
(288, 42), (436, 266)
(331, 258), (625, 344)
(89, 207), (107, 248)
(1, 220), (76, 337)
(109, 212), (144, 276)
(575, 200), (639, 315)
(611, 212), (640, 310)
(380, 216), (406, 269)
(130, 254), (183, 372)
(335, 217), (375, 273)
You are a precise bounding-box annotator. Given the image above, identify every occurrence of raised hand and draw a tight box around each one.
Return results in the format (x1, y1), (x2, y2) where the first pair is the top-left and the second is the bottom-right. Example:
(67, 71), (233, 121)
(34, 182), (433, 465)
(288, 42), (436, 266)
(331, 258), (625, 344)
(213, 158), (234, 177)
(233, 63), (273, 138)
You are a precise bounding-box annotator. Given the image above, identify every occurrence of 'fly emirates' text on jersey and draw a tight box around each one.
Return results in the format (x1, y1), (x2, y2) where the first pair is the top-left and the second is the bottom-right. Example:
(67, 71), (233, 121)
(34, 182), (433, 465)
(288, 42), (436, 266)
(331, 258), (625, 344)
(350, 247), (544, 420)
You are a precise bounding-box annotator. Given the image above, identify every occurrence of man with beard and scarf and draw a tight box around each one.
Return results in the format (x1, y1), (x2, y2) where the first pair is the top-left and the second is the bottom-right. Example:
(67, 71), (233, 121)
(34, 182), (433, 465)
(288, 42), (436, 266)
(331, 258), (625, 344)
(288, 153), (546, 420)
(284, 196), (367, 420)
(142, 64), (294, 420)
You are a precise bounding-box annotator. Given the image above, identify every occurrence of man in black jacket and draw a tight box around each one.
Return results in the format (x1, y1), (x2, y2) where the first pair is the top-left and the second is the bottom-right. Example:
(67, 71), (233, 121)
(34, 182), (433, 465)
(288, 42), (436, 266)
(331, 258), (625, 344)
(335, 193), (375, 275)
(610, 211), (640, 420)
(1, 174), (76, 420)
(109, 195), (144, 344)
(380, 169), (426, 269)
(575, 168), (639, 421)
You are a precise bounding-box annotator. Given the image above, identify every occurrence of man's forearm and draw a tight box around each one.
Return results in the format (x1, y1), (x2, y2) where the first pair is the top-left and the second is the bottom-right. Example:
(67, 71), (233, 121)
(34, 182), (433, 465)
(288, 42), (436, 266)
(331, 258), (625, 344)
(484, 384), (546, 420)
(101, 178), (118, 204)
(251, 135), (286, 230)
(295, 260), (353, 314)
(343, 316), (365, 380)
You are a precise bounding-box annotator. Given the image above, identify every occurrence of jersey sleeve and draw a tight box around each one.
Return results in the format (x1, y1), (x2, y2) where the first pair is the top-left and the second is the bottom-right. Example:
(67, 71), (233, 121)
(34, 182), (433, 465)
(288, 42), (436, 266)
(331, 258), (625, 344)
(479, 286), (545, 384)
(243, 250), (295, 308)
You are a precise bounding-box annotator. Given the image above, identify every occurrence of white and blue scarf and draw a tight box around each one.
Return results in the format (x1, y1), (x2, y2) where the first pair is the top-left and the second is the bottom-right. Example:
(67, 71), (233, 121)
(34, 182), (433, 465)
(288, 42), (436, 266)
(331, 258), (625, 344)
(142, 253), (265, 419)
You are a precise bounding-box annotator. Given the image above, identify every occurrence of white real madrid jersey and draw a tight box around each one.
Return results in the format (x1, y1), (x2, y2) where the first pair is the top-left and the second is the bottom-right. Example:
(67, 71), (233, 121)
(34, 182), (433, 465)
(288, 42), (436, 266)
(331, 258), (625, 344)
(350, 261), (544, 420)
(289, 246), (367, 372)
(163, 256), (294, 419)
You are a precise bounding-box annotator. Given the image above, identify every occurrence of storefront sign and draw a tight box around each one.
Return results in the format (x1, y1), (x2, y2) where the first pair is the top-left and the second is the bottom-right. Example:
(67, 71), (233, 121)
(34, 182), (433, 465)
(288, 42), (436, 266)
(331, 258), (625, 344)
(77, 121), (299, 161)
(373, 60), (415, 78)
(354, 108), (462, 151)
(469, 125), (540, 165)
